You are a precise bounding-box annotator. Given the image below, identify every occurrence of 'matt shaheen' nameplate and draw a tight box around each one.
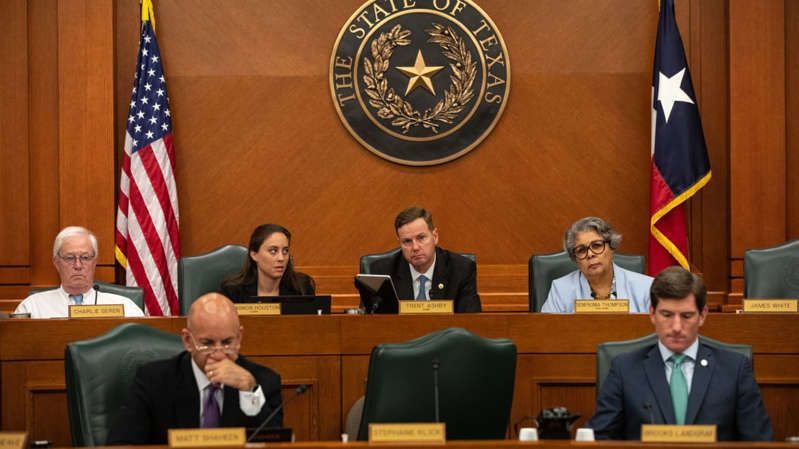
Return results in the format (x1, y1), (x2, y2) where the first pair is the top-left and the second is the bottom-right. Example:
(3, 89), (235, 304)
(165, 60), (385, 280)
(575, 299), (629, 313)
(168, 428), (245, 447)
(69, 304), (124, 318)
(641, 424), (716, 443)
(235, 303), (281, 315)
(743, 299), (798, 313)
(399, 300), (454, 314)
(369, 423), (445, 443)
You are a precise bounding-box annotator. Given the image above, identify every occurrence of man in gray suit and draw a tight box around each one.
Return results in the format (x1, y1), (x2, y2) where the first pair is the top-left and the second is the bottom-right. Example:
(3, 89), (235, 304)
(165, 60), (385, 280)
(587, 266), (772, 441)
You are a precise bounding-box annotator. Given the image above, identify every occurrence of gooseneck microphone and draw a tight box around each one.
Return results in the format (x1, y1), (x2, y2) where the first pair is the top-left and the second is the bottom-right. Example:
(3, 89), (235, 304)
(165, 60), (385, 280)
(93, 284), (101, 305)
(643, 402), (656, 425)
(246, 384), (309, 443)
(432, 358), (440, 423)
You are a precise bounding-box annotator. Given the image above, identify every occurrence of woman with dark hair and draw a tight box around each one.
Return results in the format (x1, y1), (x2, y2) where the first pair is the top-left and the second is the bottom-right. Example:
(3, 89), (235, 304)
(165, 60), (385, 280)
(541, 216), (653, 313)
(221, 224), (315, 301)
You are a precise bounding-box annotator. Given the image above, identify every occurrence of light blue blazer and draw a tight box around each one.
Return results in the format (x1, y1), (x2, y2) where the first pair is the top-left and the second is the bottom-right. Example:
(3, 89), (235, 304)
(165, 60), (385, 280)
(541, 263), (653, 313)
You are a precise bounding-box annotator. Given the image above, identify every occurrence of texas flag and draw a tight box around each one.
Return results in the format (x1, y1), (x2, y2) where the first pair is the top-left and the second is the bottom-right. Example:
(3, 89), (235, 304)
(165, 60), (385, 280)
(648, 0), (712, 275)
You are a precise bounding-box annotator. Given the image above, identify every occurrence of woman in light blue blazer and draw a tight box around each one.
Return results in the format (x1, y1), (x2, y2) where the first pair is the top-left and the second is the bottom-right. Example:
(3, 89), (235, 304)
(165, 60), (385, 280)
(541, 217), (653, 313)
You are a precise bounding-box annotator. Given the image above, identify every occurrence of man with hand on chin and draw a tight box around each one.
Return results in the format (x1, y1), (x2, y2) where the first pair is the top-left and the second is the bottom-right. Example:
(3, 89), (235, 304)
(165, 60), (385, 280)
(108, 293), (283, 445)
(587, 266), (772, 441)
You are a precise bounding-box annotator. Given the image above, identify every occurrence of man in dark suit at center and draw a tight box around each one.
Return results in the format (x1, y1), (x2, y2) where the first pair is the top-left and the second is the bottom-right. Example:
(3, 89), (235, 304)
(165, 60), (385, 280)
(108, 293), (283, 445)
(370, 206), (481, 313)
(587, 266), (772, 441)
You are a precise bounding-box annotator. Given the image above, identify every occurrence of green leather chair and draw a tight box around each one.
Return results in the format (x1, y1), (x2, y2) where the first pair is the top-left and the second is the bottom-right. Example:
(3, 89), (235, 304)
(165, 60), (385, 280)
(357, 327), (516, 440)
(744, 240), (799, 298)
(29, 281), (145, 311)
(528, 251), (646, 312)
(65, 323), (184, 446)
(178, 244), (247, 315)
(595, 333), (752, 394)
(360, 248), (476, 274)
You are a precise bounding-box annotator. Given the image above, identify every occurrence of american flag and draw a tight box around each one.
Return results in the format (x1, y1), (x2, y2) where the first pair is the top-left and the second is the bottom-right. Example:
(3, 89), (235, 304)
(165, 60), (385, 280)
(115, 1), (180, 316)
(648, 0), (711, 275)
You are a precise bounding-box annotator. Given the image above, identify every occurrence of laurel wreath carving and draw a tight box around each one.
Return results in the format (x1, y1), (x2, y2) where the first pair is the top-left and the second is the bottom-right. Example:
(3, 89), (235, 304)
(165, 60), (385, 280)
(362, 23), (477, 134)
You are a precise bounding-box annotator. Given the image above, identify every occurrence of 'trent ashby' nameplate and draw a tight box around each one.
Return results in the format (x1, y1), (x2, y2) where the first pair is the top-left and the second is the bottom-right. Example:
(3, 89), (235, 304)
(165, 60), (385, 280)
(743, 299), (798, 313)
(399, 300), (454, 314)
(68, 304), (124, 318)
(235, 303), (281, 316)
(369, 423), (446, 443)
(574, 299), (629, 313)
(168, 428), (246, 447)
(0, 432), (27, 449)
(641, 424), (716, 443)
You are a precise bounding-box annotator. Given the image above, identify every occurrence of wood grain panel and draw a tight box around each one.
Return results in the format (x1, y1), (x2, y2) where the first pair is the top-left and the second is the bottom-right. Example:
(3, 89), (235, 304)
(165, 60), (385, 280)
(0, 0), (30, 266)
(788, 0), (799, 240)
(57, 0), (116, 265)
(28, 0), (61, 287)
(729, 0), (787, 256)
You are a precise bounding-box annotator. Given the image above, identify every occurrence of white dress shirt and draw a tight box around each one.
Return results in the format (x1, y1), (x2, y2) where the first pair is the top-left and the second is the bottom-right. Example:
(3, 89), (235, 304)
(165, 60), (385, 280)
(409, 260), (436, 300)
(190, 358), (266, 420)
(14, 286), (144, 318)
(657, 338), (699, 392)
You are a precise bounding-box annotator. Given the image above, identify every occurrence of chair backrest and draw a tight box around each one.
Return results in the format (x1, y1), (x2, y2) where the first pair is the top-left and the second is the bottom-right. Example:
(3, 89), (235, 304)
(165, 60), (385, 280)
(595, 333), (752, 394)
(28, 282), (145, 311)
(65, 323), (184, 446)
(528, 251), (645, 312)
(95, 281), (145, 311)
(178, 244), (247, 315)
(744, 240), (799, 298)
(357, 327), (516, 440)
(360, 248), (476, 274)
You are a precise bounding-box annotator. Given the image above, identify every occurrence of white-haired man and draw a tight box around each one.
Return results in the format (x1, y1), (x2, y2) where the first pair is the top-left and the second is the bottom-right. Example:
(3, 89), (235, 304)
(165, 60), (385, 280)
(14, 226), (144, 318)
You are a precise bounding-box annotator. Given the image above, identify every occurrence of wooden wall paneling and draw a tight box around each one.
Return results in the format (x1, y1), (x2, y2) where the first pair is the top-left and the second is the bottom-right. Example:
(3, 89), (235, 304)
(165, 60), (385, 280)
(1, 361), (70, 446)
(687, 0), (730, 293)
(57, 0), (116, 267)
(0, 0), (30, 280)
(787, 0), (799, 240)
(340, 355), (369, 433)
(729, 0), (787, 257)
(29, 0), (62, 288)
(755, 354), (799, 440)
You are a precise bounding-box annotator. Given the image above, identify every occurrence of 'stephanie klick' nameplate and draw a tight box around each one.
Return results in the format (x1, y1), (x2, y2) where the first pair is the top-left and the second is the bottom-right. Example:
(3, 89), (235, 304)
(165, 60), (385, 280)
(641, 424), (716, 443)
(0, 432), (27, 449)
(235, 303), (281, 316)
(168, 428), (246, 447)
(574, 299), (629, 313)
(743, 299), (798, 313)
(399, 300), (454, 314)
(368, 423), (446, 443)
(68, 304), (124, 318)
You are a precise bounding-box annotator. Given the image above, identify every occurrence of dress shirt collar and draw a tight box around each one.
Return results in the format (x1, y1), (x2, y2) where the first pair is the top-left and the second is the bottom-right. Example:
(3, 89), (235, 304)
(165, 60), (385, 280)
(657, 337), (699, 363)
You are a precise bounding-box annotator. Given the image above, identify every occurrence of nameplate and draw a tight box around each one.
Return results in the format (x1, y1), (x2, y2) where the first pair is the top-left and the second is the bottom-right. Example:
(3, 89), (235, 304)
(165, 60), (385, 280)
(168, 428), (246, 447)
(399, 300), (454, 314)
(368, 423), (446, 443)
(0, 432), (27, 449)
(641, 424), (716, 442)
(235, 303), (280, 315)
(68, 304), (124, 318)
(743, 299), (798, 313)
(574, 299), (629, 313)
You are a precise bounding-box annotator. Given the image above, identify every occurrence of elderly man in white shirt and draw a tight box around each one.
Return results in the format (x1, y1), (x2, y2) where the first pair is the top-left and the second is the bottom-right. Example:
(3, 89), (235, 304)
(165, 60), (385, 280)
(14, 226), (144, 318)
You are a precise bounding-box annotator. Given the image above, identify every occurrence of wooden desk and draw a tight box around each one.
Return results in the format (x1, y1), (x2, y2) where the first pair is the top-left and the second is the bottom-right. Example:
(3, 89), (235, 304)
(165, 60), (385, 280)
(61, 442), (799, 449)
(2, 314), (798, 446)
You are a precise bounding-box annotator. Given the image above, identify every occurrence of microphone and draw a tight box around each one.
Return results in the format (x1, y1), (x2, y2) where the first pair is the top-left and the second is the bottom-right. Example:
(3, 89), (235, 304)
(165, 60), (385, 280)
(93, 284), (101, 305)
(432, 358), (440, 423)
(643, 402), (656, 424)
(246, 384), (308, 443)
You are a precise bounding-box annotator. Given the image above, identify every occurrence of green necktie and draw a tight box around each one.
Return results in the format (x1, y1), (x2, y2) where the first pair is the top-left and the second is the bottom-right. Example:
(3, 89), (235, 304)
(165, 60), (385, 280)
(669, 353), (688, 425)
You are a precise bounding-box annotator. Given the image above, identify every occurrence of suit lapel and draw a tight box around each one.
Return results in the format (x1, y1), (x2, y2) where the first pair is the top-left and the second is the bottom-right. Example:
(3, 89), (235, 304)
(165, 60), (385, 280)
(430, 248), (448, 299)
(220, 386), (240, 426)
(644, 345), (675, 424)
(175, 353), (201, 428)
(685, 344), (713, 424)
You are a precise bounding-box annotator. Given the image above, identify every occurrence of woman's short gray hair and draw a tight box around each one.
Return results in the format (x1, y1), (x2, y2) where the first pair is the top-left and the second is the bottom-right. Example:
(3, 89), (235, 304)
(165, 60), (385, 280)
(563, 217), (622, 260)
(52, 226), (98, 258)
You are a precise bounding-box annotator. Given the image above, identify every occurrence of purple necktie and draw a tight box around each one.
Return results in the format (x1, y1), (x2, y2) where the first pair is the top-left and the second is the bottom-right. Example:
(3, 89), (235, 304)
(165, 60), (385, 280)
(202, 384), (221, 428)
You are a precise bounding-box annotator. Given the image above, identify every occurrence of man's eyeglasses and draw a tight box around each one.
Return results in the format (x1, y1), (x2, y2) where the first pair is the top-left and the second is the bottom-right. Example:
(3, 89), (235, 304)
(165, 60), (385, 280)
(58, 253), (96, 265)
(188, 333), (240, 355)
(573, 240), (609, 260)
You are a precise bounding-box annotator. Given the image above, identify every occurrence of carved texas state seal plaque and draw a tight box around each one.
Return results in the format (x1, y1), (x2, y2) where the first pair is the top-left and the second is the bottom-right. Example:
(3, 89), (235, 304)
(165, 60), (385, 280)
(330, 0), (510, 166)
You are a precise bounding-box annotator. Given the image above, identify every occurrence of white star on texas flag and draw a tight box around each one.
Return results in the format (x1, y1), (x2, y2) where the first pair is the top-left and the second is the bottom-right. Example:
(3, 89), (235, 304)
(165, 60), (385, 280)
(657, 67), (694, 123)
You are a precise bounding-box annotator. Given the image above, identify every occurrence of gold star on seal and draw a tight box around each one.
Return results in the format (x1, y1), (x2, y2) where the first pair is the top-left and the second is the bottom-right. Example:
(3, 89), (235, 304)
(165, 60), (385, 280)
(396, 50), (444, 96)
